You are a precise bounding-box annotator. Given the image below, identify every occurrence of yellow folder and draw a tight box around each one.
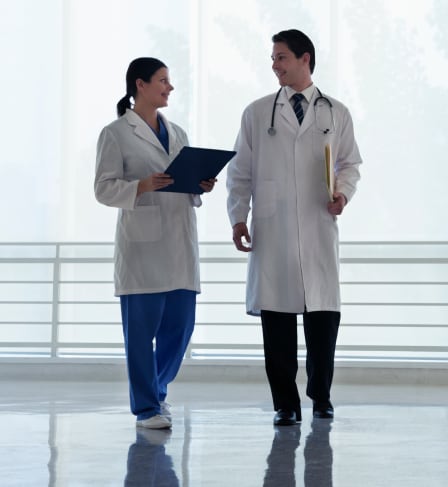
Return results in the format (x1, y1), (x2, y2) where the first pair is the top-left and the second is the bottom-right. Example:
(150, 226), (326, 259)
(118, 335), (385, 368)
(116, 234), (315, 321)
(325, 144), (334, 201)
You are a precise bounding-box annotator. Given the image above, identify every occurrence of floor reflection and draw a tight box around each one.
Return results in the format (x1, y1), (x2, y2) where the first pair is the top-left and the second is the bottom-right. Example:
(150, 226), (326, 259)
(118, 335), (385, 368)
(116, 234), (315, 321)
(263, 419), (333, 487)
(124, 429), (179, 487)
(304, 419), (333, 487)
(263, 425), (301, 486)
(1, 381), (448, 487)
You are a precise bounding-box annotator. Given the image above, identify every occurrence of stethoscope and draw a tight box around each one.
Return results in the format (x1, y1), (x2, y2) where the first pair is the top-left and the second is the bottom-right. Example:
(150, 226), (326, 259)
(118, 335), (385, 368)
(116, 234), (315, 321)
(267, 87), (335, 136)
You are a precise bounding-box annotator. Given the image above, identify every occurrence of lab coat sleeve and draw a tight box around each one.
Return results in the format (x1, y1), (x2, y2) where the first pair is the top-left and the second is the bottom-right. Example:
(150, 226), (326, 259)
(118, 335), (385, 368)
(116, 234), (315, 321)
(334, 108), (362, 203)
(94, 127), (139, 210)
(191, 194), (202, 207)
(226, 107), (253, 226)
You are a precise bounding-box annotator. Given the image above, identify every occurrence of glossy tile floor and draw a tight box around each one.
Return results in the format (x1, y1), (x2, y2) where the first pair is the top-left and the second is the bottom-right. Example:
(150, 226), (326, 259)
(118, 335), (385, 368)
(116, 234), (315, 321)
(1, 379), (447, 486)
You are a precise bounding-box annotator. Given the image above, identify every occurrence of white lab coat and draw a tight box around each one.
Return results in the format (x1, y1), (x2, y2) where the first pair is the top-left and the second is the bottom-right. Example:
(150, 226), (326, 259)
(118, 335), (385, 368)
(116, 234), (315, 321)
(227, 87), (362, 315)
(95, 109), (201, 296)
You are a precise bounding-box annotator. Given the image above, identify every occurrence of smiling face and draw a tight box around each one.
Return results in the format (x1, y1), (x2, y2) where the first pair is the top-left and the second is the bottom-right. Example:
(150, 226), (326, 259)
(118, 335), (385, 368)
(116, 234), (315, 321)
(271, 42), (312, 92)
(135, 67), (174, 109)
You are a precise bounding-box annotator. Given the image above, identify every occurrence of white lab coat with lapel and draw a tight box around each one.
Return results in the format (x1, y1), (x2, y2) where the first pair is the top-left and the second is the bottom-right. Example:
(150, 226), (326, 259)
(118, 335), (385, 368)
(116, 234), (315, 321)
(95, 109), (201, 296)
(227, 87), (361, 315)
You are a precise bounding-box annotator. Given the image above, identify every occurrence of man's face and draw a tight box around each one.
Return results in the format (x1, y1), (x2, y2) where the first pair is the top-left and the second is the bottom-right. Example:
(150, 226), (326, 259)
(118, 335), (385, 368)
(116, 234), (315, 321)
(271, 42), (310, 90)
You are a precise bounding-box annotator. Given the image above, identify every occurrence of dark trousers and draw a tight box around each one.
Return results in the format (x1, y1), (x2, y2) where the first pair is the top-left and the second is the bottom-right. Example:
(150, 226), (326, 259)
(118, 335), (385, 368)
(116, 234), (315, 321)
(261, 310), (340, 412)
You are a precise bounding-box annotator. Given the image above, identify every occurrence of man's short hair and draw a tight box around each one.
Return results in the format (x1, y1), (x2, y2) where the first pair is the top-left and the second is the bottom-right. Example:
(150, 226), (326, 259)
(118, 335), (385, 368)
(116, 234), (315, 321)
(272, 29), (315, 74)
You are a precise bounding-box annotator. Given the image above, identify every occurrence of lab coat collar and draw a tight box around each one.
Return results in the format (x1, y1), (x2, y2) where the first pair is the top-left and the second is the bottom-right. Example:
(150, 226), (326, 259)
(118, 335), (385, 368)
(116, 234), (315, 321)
(278, 85), (318, 137)
(284, 83), (315, 104)
(124, 109), (176, 154)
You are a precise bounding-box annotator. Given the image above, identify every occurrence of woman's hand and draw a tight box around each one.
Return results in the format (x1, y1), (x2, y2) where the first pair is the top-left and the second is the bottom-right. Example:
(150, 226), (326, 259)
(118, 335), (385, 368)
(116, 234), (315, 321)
(137, 173), (173, 195)
(199, 178), (217, 193)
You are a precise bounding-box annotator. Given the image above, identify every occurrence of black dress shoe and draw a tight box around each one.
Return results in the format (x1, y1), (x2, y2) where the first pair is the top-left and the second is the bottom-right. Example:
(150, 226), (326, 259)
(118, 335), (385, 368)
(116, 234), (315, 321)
(312, 401), (334, 419)
(273, 409), (297, 426)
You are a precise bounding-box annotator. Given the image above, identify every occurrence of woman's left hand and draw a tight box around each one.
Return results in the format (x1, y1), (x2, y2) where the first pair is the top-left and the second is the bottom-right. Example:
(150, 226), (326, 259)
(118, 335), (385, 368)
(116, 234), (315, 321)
(199, 178), (217, 193)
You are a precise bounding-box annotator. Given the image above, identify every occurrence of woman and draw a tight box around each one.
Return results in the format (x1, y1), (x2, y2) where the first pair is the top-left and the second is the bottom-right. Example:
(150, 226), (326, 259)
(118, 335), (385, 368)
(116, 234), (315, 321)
(95, 57), (215, 429)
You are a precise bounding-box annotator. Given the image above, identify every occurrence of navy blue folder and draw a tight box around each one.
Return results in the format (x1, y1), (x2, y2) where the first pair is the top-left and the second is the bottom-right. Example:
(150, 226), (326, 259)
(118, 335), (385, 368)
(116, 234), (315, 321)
(156, 146), (236, 194)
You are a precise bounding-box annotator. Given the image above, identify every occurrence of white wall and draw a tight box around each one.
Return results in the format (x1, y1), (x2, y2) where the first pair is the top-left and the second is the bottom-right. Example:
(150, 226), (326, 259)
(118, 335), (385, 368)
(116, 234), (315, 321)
(1, 0), (447, 243)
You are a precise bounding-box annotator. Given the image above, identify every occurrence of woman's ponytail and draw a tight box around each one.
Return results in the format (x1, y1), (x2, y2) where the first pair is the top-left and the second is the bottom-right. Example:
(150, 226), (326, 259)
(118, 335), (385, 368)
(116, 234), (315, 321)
(116, 94), (131, 117)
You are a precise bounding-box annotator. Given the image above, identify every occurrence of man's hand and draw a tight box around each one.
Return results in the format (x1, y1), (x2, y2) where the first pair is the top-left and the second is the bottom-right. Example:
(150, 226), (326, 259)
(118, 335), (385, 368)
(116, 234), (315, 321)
(232, 222), (252, 252)
(327, 192), (347, 216)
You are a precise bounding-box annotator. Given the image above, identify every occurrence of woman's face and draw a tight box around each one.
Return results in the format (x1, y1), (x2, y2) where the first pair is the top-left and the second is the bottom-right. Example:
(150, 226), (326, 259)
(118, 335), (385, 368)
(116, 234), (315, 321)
(136, 67), (174, 109)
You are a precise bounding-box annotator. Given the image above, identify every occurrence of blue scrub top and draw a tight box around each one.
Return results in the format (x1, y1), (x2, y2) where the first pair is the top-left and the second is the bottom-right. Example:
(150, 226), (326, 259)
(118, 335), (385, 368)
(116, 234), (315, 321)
(150, 114), (169, 154)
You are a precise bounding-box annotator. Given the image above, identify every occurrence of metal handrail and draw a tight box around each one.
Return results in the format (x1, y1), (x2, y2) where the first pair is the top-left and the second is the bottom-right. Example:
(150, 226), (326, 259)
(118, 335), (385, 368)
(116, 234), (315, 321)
(1, 241), (448, 363)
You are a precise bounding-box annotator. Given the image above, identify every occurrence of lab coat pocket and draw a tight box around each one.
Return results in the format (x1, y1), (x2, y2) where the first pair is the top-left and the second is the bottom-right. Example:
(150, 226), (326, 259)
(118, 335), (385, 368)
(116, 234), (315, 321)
(120, 206), (162, 242)
(253, 180), (276, 218)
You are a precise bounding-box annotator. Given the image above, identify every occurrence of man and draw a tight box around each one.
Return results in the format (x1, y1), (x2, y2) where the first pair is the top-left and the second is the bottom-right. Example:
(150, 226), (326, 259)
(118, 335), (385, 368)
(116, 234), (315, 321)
(226, 29), (362, 426)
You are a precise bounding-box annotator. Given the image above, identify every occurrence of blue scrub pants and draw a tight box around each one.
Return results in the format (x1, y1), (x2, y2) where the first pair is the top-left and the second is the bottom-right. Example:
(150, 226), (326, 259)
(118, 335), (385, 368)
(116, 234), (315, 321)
(120, 290), (196, 420)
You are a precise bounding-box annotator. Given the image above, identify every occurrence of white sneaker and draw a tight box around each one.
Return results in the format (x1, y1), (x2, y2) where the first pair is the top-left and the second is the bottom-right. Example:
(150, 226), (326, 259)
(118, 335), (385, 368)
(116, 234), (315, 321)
(136, 414), (171, 430)
(160, 401), (172, 419)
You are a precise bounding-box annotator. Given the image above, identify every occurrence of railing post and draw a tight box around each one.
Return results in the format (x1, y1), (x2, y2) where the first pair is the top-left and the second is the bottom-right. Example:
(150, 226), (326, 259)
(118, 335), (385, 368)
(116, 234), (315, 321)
(50, 243), (61, 358)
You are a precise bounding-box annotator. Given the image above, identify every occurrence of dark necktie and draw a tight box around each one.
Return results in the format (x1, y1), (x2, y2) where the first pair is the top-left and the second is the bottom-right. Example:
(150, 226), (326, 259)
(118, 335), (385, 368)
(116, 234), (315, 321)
(292, 93), (304, 125)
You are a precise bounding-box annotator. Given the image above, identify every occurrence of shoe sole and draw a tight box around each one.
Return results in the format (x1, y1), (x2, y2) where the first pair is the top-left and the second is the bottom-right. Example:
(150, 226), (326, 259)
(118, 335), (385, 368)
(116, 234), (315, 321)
(274, 419), (300, 426)
(136, 416), (172, 430)
(136, 422), (172, 430)
(137, 423), (172, 430)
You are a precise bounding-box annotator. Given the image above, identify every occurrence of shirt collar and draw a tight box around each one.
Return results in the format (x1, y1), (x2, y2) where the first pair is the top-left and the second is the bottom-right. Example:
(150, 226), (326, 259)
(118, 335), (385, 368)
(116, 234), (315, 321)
(285, 83), (315, 103)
